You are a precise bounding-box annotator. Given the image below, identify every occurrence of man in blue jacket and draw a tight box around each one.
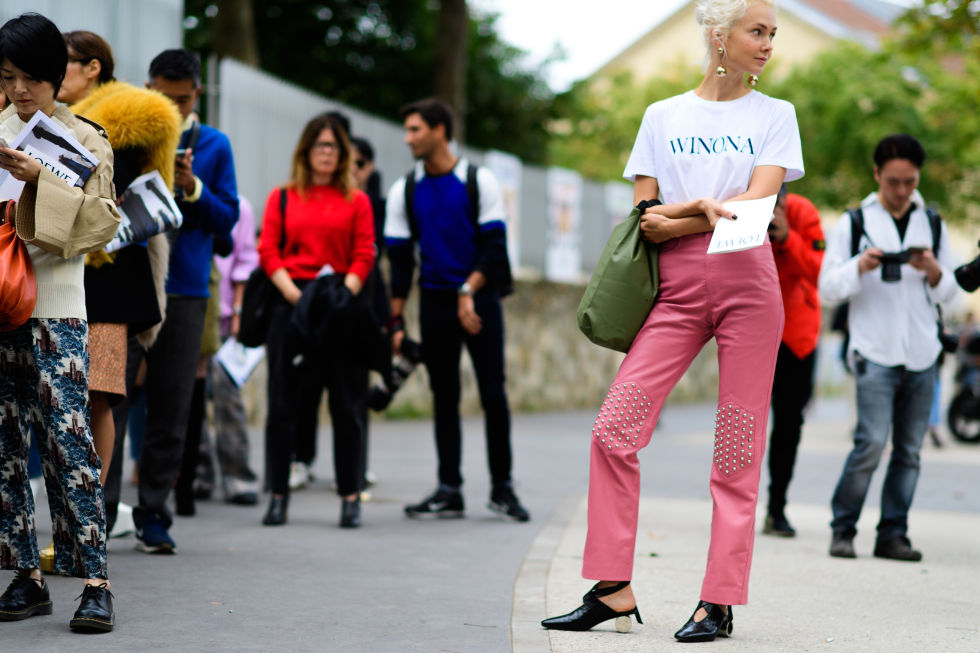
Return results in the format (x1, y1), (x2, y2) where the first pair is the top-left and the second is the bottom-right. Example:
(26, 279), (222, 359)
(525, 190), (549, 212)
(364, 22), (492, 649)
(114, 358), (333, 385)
(132, 49), (239, 553)
(385, 98), (528, 522)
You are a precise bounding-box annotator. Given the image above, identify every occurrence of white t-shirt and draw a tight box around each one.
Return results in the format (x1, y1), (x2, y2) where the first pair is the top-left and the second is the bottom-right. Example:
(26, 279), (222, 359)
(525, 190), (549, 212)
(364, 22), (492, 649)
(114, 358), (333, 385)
(623, 90), (804, 204)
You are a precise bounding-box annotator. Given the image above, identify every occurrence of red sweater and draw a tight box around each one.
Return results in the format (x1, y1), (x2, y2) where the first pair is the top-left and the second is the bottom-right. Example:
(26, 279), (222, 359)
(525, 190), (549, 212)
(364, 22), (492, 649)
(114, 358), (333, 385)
(771, 193), (825, 358)
(258, 185), (376, 283)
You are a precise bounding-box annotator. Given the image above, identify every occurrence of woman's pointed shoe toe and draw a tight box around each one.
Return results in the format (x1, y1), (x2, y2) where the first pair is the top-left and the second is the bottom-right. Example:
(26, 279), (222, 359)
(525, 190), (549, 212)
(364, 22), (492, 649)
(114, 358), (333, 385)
(674, 601), (732, 642)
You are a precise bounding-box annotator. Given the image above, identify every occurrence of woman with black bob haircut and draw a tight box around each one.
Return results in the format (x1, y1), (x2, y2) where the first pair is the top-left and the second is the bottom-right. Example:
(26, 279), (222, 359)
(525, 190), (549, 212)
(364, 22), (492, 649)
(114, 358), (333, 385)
(0, 12), (121, 633)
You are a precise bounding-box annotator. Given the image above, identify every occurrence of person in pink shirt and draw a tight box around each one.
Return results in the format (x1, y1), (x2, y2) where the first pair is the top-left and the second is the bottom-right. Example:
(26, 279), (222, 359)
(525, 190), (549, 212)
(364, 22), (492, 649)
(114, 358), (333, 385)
(195, 196), (261, 504)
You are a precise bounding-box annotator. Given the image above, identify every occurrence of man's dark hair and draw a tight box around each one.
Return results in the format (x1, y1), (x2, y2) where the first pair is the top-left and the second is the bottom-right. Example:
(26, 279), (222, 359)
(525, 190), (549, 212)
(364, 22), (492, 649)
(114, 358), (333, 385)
(873, 134), (926, 169)
(148, 48), (201, 87)
(350, 136), (374, 162)
(400, 98), (454, 142)
(0, 13), (68, 95)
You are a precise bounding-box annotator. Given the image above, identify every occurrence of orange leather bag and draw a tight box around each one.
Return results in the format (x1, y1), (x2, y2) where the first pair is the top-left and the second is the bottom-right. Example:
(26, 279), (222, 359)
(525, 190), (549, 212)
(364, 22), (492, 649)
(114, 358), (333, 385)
(0, 200), (36, 331)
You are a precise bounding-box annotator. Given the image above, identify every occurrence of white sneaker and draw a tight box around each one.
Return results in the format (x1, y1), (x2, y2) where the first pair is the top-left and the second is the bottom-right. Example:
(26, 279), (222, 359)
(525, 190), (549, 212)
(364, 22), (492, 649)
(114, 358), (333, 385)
(289, 462), (313, 491)
(111, 502), (135, 538)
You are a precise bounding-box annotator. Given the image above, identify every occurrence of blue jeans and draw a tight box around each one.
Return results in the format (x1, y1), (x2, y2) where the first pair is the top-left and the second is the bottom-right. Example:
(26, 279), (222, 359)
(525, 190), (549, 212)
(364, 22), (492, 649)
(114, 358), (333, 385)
(831, 357), (936, 542)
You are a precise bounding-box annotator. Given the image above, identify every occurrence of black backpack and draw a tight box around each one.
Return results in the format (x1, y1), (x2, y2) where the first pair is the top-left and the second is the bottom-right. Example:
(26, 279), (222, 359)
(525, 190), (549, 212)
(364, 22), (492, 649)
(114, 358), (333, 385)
(403, 163), (513, 297)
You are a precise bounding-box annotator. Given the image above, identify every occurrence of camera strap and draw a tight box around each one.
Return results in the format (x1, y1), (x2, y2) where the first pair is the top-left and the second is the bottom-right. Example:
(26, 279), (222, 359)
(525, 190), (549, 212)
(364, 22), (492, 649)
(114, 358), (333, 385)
(847, 206), (942, 257)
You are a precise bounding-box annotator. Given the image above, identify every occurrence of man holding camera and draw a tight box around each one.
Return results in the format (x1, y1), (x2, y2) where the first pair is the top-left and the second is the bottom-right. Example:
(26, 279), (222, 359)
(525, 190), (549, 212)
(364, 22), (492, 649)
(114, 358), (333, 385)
(819, 134), (958, 562)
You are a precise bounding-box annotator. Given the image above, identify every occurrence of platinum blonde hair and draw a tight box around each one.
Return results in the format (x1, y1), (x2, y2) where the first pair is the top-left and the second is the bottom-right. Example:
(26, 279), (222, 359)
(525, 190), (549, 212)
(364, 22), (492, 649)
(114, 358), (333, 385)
(696, 0), (776, 58)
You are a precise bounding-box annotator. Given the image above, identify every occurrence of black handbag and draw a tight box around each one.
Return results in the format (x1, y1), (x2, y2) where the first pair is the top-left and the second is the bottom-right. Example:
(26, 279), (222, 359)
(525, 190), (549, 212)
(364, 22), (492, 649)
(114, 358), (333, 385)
(237, 188), (287, 348)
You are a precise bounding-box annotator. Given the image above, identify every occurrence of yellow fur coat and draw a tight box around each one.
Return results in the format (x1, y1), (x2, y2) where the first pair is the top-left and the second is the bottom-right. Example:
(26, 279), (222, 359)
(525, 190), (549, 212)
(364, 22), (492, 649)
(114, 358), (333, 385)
(72, 81), (182, 347)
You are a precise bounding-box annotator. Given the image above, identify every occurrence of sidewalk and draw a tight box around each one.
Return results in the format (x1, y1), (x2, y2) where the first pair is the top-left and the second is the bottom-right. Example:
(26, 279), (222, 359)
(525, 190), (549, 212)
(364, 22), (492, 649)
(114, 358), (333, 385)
(7, 398), (979, 652)
(514, 405), (980, 653)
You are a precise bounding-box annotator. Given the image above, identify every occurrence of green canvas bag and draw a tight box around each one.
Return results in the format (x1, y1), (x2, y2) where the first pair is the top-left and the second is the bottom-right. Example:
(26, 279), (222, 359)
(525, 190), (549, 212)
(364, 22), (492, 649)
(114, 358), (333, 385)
(576, 199), (662, 353)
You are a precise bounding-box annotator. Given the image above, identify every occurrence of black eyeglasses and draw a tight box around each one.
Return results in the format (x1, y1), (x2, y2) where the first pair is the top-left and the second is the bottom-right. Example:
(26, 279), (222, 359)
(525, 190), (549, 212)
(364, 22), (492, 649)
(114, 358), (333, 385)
(68, 57), (94, 65)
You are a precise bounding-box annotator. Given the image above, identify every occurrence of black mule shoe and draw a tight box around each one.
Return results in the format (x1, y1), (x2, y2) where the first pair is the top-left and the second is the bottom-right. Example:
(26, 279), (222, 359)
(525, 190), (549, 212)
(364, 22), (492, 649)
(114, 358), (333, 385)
(674, 600), (732, 642)
(262, 495), (288, 526)
(541, 581), (643, 633)
(340, 498), (361, 528)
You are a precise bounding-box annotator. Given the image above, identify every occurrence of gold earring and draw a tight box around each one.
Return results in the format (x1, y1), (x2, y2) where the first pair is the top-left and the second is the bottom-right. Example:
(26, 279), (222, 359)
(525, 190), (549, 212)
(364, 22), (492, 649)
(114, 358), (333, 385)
(716, 65), (727, 77)
(717, 47), (724, 55)
(748, 75), (759, 86)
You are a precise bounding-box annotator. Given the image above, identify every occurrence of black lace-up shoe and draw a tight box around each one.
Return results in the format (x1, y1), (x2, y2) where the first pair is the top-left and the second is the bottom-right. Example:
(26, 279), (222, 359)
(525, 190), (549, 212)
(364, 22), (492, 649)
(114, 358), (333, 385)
(404, 489), (464, 518)
(0, 573), (52, 621)
(488, 487), (530, 522)
(874, 536), (922, 562)
(69, 583), (114, 632)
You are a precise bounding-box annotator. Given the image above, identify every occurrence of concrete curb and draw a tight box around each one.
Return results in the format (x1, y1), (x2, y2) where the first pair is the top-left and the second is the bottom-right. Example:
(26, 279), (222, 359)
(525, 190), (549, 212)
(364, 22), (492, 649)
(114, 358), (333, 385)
(511, 494), (580, 653)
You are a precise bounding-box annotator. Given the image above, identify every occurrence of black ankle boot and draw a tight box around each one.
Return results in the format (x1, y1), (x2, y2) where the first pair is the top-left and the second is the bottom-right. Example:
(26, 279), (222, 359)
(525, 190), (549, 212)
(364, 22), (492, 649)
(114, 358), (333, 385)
(541, 581), (643, 632)
(262, 495), (288, 526)
(674, 600), (732, 642)
(339, 498), (361, 528)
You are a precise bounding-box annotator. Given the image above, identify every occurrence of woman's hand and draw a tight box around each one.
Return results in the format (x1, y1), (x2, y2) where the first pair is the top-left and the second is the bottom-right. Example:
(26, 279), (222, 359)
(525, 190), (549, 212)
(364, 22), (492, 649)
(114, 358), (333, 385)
(639, 211), (674, 243)
(0, 147), (42, 185)
(697, 198), (735, 229)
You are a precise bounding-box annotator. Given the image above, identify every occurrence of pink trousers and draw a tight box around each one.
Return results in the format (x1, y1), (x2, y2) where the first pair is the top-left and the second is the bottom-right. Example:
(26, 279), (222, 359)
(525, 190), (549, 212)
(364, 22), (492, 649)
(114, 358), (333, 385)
(582, 232), (784, 606)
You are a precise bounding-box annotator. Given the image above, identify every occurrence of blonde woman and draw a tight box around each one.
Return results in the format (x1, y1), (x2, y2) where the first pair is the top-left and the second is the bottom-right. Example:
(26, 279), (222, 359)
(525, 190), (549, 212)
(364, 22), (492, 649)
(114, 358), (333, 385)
(542, 0), (803, 642)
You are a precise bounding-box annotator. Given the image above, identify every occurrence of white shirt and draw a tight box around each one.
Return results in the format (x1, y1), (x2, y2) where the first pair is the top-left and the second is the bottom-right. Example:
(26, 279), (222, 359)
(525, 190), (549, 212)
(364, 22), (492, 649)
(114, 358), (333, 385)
(623, 90), (804, 203)
(818, 190), (960, 371)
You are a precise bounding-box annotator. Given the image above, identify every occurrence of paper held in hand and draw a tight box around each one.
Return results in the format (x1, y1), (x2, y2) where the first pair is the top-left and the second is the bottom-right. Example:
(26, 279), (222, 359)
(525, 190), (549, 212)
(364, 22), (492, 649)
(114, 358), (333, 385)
(706, 194), (779, 255)
(104, 170), (184, 253)
(0, 111), (100, 201)
(215, 338), (266, 388)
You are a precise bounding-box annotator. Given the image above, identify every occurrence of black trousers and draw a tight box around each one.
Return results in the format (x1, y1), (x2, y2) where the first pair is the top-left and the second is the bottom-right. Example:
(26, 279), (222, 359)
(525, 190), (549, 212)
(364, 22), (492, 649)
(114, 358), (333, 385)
(767, 342), (816, 516)
(134, 296), (208, 526)
(264, 297), (367, 497)
(419, 288), (512, 489)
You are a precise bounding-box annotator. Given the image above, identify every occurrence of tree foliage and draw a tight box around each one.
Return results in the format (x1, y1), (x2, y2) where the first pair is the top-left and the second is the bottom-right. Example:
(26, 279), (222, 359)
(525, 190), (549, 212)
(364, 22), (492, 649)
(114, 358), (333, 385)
(182, 0), (554, 162)
(548, 3), (980, 224)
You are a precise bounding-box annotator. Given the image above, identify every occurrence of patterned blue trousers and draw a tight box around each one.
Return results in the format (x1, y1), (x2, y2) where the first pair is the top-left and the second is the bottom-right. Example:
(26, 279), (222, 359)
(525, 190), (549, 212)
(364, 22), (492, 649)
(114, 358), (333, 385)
(0, 318), (108, 579)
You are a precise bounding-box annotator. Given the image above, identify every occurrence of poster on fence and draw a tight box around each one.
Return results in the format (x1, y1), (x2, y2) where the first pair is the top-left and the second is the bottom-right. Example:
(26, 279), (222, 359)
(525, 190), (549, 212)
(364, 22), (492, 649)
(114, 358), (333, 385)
(483, 150), (522, 268)
(604, 181), (635, 236)
(545, 167), (582, 283)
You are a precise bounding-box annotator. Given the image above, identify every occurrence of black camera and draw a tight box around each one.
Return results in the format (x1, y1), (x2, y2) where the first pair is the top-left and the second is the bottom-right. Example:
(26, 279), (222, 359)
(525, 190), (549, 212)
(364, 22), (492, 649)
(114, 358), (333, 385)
(954, 241), (980, 293)
(878, 250), (914, 282)
(366, 337), (423, 411)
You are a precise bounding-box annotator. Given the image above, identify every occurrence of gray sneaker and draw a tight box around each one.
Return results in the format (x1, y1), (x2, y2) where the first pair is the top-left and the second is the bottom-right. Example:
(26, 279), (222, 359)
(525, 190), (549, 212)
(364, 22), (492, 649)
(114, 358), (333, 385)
(829, 533), (856, 558)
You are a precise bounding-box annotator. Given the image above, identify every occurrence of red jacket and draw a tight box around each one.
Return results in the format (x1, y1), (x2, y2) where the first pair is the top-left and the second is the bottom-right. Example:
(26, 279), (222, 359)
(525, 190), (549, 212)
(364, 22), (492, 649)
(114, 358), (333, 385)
(771, 193), (824, 358)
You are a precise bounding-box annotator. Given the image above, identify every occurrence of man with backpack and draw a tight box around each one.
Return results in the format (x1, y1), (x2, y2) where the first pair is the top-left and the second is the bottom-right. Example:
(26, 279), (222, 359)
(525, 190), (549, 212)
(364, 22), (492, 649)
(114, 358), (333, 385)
(818, 134), (958, 562)
(385, 98), (528, 522)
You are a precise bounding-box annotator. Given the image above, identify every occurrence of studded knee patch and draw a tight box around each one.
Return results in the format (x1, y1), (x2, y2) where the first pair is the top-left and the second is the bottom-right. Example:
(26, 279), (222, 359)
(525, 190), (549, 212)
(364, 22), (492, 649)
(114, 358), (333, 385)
(713, 402), (755, 477)
(592, 382), (652, 452)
